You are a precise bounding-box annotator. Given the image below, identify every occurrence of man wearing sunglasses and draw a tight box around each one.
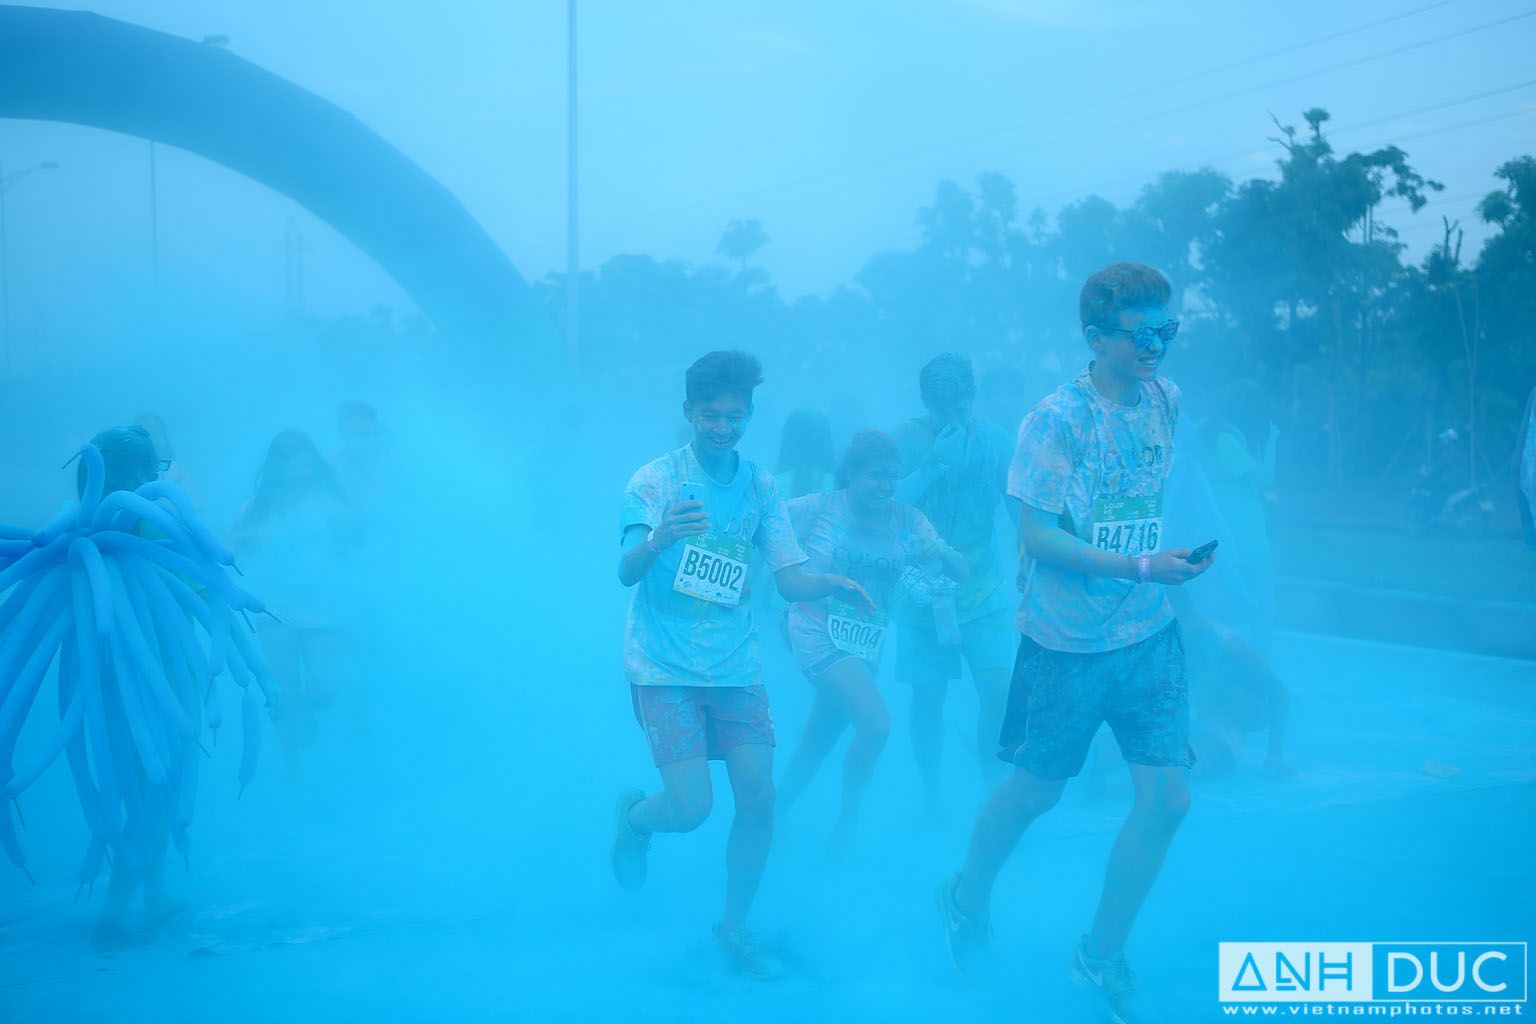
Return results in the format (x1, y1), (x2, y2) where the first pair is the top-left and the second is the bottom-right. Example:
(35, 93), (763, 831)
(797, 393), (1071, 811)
(939, 262), (1211, 1024)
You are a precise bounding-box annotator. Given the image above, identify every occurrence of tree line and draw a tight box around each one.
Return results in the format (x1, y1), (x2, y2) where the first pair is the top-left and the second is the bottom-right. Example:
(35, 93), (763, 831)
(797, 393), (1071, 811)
(537, 108), (1534, 490)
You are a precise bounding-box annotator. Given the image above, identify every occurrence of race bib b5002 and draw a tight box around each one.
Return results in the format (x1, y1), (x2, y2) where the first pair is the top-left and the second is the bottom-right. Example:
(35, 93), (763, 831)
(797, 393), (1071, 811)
(673, 534), (752, 607)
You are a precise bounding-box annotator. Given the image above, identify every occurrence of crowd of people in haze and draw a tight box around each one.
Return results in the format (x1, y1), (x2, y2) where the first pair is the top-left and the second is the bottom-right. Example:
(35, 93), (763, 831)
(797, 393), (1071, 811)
(16, 255), (1528, 1024)
(608, 261), (1307, 1023)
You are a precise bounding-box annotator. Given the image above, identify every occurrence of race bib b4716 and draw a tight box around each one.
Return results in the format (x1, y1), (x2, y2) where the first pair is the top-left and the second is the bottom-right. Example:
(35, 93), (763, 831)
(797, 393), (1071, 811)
(1091, 494), (1163, 557)
(673, 534), (751, 607)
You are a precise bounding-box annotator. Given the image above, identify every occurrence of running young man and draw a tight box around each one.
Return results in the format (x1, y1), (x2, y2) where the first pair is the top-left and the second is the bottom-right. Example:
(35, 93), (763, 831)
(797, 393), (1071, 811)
(893, 354), (1016, 811)
(611, 350), (871, 981)
(939, 263), (1212, 1024)
(777, 430), (968, 856)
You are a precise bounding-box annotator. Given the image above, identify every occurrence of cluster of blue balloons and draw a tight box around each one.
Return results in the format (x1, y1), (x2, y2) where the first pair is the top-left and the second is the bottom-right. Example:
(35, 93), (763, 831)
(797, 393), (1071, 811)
(0, 444), (277, 892)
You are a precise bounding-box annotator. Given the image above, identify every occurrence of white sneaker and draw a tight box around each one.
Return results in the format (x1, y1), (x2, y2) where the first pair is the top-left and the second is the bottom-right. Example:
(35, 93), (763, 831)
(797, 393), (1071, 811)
(713, 924), (785, 981)
(610, 788), (650, 891)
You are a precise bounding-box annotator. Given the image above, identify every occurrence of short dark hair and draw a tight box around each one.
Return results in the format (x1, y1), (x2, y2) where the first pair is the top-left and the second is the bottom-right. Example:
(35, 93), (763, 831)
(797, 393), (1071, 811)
(1079, 262), (1172, 331)
(836, 429), (903, 487)
(685, 350), (763, 405)
(78, 425), (159, 497)
(919, 353), (975, 408)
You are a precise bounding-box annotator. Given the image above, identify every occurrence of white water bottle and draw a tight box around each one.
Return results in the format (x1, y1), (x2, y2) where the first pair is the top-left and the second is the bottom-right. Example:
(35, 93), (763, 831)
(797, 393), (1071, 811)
(930, 578), (961, 647)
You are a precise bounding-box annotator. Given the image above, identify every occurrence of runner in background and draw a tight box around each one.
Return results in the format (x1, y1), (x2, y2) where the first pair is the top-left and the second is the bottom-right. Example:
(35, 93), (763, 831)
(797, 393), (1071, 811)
(1182, 380), (1294, 780)
(765, 409), (839, 639)
(775, 409), (838, 500)
(1199, 380), (1278, 655)
(777, 430), (968, 857)
(228, 431), (358, 778)
(939, 262), (1212, 1024)
(610, 351), (871, 981)
(893, 354), (1016, 814)
(1179, 607), (1293, 781)
(330, 400), (401, 529)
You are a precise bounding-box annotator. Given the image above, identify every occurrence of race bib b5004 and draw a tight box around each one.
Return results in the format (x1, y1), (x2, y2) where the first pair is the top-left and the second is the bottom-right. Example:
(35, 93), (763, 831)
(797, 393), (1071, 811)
(827, 599), (888, 661)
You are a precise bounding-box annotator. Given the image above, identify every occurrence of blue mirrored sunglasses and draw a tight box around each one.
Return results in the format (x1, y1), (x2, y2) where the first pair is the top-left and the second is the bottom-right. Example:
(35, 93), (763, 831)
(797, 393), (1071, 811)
(1093, 320), (1180, 350)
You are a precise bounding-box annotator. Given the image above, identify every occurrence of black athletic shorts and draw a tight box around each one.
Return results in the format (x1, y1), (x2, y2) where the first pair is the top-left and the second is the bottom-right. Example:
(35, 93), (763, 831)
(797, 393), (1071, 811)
(997, 621), (1194, 780)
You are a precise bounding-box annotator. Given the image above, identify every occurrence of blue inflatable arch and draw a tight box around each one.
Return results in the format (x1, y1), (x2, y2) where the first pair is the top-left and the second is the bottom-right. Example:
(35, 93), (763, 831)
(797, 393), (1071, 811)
(0, 5), (551, 347)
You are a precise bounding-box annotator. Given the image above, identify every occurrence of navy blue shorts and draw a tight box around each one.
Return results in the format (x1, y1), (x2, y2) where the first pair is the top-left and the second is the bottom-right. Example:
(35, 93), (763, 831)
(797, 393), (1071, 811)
(997, 621), (1193, 780)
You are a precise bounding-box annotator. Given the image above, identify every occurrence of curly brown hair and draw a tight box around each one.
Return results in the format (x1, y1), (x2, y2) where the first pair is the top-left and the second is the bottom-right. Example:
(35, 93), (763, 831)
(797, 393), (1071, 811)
(1079, 262), (1172, 332)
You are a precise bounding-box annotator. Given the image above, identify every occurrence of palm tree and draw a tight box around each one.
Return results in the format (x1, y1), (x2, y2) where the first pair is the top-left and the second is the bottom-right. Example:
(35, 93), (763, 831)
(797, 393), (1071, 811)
(716, 219), (768, 270)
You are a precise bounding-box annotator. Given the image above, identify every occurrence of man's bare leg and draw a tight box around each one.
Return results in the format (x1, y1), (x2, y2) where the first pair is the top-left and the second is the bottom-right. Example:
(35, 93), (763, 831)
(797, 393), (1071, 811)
(628, 757), (714, 835)
(909, 677), (947, 809)
(1086, 763), (1190, 956)
(778, 692), (846, 812)
(719, 743), (776, 932)
(953, 766), (1067, 916)
(971, 665), (1010, 782)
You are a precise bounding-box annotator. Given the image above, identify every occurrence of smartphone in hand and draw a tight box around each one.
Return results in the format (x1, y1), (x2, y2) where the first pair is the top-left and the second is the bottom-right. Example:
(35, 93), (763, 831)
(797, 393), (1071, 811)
(1185, 539), (1219, 563)
(679, 482), (707, 507)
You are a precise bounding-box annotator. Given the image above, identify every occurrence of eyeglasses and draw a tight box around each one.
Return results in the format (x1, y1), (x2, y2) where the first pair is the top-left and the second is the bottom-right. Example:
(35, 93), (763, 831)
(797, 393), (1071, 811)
(138, 458), (171, 483)
(695, 411), (751, 430)
(1092, 319), (1180, 350)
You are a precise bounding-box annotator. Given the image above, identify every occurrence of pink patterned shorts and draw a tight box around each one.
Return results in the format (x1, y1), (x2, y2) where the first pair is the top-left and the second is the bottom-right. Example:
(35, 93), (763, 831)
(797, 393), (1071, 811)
(630, 684), (775, 767)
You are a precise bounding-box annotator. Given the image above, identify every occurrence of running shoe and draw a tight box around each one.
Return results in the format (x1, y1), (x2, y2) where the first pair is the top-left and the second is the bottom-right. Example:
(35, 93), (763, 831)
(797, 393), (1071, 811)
(937, 873), (991, 980)
(1069, 934), (1140, 1024)
(610, 788), (650, 891)
(712, 924), (785, 981)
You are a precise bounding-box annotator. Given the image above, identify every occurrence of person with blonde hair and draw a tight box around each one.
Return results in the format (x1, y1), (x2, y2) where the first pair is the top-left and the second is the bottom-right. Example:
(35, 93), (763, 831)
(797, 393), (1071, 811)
(940, 262), (1214, 1023)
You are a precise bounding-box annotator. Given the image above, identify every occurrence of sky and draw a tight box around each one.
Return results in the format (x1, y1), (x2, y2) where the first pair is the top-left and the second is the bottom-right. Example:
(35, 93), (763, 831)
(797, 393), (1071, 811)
(2, 0), (1534, 331)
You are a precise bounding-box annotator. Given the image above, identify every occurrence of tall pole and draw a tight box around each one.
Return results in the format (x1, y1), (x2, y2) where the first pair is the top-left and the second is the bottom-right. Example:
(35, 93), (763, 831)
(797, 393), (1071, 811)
(149, 142), (161, 303)
(0, 160), (10, 378)
(566, 0), (580, 366)
(0, 161), (58, 377)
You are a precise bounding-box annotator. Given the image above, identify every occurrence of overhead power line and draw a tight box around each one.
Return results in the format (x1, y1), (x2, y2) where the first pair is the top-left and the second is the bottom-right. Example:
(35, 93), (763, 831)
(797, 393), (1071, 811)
(609, 5), (1535, 234)
(606, 92), (1536, 244)
(1030, 83), (1536, 210)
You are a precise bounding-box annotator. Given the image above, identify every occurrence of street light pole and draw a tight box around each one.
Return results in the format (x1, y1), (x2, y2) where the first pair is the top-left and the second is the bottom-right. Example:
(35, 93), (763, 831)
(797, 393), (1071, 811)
(1, 159), (10, 378)
(0, 160), (58, 378)
(149, 141), (161, 303)
(566, 0), (580, 366)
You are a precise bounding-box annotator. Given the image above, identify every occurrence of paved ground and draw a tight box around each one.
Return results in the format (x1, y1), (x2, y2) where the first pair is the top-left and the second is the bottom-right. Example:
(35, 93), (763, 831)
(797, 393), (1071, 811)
(0, 626), (1530, 1023)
